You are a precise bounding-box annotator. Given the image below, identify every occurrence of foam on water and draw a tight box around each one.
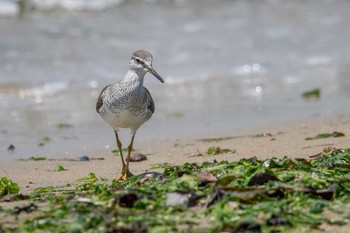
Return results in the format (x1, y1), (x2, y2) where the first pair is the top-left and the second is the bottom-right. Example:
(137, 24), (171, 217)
(18, 81), (69, 103)
(231, 63), (267, 76)
(0, 0), (19, 16)
(30, 0), (123, 11)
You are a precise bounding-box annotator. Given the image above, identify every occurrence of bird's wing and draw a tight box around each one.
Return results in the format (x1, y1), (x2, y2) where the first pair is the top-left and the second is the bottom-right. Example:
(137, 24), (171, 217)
(96, 84), (111, 113)
(144, 87), (155, 113)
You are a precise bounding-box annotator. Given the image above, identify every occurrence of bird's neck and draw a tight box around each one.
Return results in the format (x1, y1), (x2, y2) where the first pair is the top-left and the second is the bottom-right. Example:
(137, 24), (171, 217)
(122, 69), (145, 87)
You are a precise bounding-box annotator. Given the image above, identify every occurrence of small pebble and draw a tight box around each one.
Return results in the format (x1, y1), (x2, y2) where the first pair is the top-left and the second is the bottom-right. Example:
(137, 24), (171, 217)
(166, 192), (189, 208)
(137, 171), (161, 179)
(126, 152), (147, 162)
(79, 155), (90, 161)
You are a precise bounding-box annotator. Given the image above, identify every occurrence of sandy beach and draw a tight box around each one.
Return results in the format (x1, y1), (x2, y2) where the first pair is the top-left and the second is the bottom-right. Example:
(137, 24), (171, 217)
(1, 113), (349, 196)
(1, 1), (350, 231)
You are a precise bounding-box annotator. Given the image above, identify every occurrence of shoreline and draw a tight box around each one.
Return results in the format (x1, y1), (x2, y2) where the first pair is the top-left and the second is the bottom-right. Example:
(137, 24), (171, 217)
(1, 113), (349, 195)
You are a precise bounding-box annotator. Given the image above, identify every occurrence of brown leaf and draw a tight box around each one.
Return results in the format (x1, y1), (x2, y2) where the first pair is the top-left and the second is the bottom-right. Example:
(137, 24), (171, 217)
(196, 170), (217, 184)
(283, 183), (336, 200)
(216, 175), (237, 187)
(308, 152), (322, 159)
(267, 216), (291, 226)
(118, 193), (138, 208)
(332, 131), (345, 137)
(247, 172), (279, 186)
(316, 183), (337, 200)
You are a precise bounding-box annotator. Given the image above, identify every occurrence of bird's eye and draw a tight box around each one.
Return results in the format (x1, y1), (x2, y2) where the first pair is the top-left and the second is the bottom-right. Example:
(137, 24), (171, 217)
(135, 58), (141, 64)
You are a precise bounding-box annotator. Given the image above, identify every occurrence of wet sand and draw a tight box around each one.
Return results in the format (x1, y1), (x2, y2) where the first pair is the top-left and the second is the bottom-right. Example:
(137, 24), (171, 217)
(1, 113), (349, 195)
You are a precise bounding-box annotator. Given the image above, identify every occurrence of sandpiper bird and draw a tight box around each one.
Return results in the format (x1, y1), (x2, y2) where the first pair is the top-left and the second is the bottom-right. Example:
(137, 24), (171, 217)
(96, 50), (164, 181)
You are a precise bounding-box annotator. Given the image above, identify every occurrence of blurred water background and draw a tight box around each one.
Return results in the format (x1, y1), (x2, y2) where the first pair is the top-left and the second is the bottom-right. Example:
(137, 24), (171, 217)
(1, 0), (350, 159)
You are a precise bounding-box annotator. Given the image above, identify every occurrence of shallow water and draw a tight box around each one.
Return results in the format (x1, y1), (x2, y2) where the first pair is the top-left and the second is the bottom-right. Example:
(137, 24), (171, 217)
(1, 0), (350, 160)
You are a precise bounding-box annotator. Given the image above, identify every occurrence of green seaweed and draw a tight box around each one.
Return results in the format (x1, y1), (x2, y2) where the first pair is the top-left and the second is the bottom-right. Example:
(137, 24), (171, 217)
(55, 165), (66, 171)
(19, 156), (47, 161)
(1, 148), (350, 232)
(206, 146), (234, 156)
(305, 131), (345, 140)
(151, 162), (173, 169)
(302, 88), (321, 99)
(199, 136), (233, 142)
(0, 177), (19, 198)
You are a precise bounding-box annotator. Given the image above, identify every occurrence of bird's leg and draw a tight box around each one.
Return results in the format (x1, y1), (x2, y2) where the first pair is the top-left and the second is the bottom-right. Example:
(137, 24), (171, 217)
(125, 134), (135, 177)
(114, 131), (126, 173)
(115, 133), (135, 181)
(115, 134), (135, 181)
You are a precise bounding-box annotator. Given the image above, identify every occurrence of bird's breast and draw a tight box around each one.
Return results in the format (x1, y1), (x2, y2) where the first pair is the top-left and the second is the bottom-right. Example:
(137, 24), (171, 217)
(97, 84), (153, 131)
(103, 109), (151, 130)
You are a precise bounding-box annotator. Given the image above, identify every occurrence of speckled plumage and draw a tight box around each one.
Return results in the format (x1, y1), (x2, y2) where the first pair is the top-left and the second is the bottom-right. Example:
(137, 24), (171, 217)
(96, 73), (155, 133)
(96, 50), (164, 180)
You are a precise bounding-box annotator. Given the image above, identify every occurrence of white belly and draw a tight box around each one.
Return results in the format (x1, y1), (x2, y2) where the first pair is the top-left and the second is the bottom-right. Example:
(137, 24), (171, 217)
(103, 109), (149, 131)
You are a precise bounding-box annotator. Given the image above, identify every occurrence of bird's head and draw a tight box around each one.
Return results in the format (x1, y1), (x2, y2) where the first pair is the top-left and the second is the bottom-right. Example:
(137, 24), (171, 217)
(129, 50), (164, 83)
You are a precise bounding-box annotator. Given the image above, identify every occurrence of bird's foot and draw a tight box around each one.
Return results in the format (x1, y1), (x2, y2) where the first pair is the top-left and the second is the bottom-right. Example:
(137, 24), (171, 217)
(114, 169), (134, 182)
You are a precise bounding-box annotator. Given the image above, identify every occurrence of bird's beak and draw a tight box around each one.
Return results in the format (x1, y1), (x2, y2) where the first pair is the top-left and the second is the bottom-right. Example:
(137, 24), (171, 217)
(148, 66), (164, 83)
